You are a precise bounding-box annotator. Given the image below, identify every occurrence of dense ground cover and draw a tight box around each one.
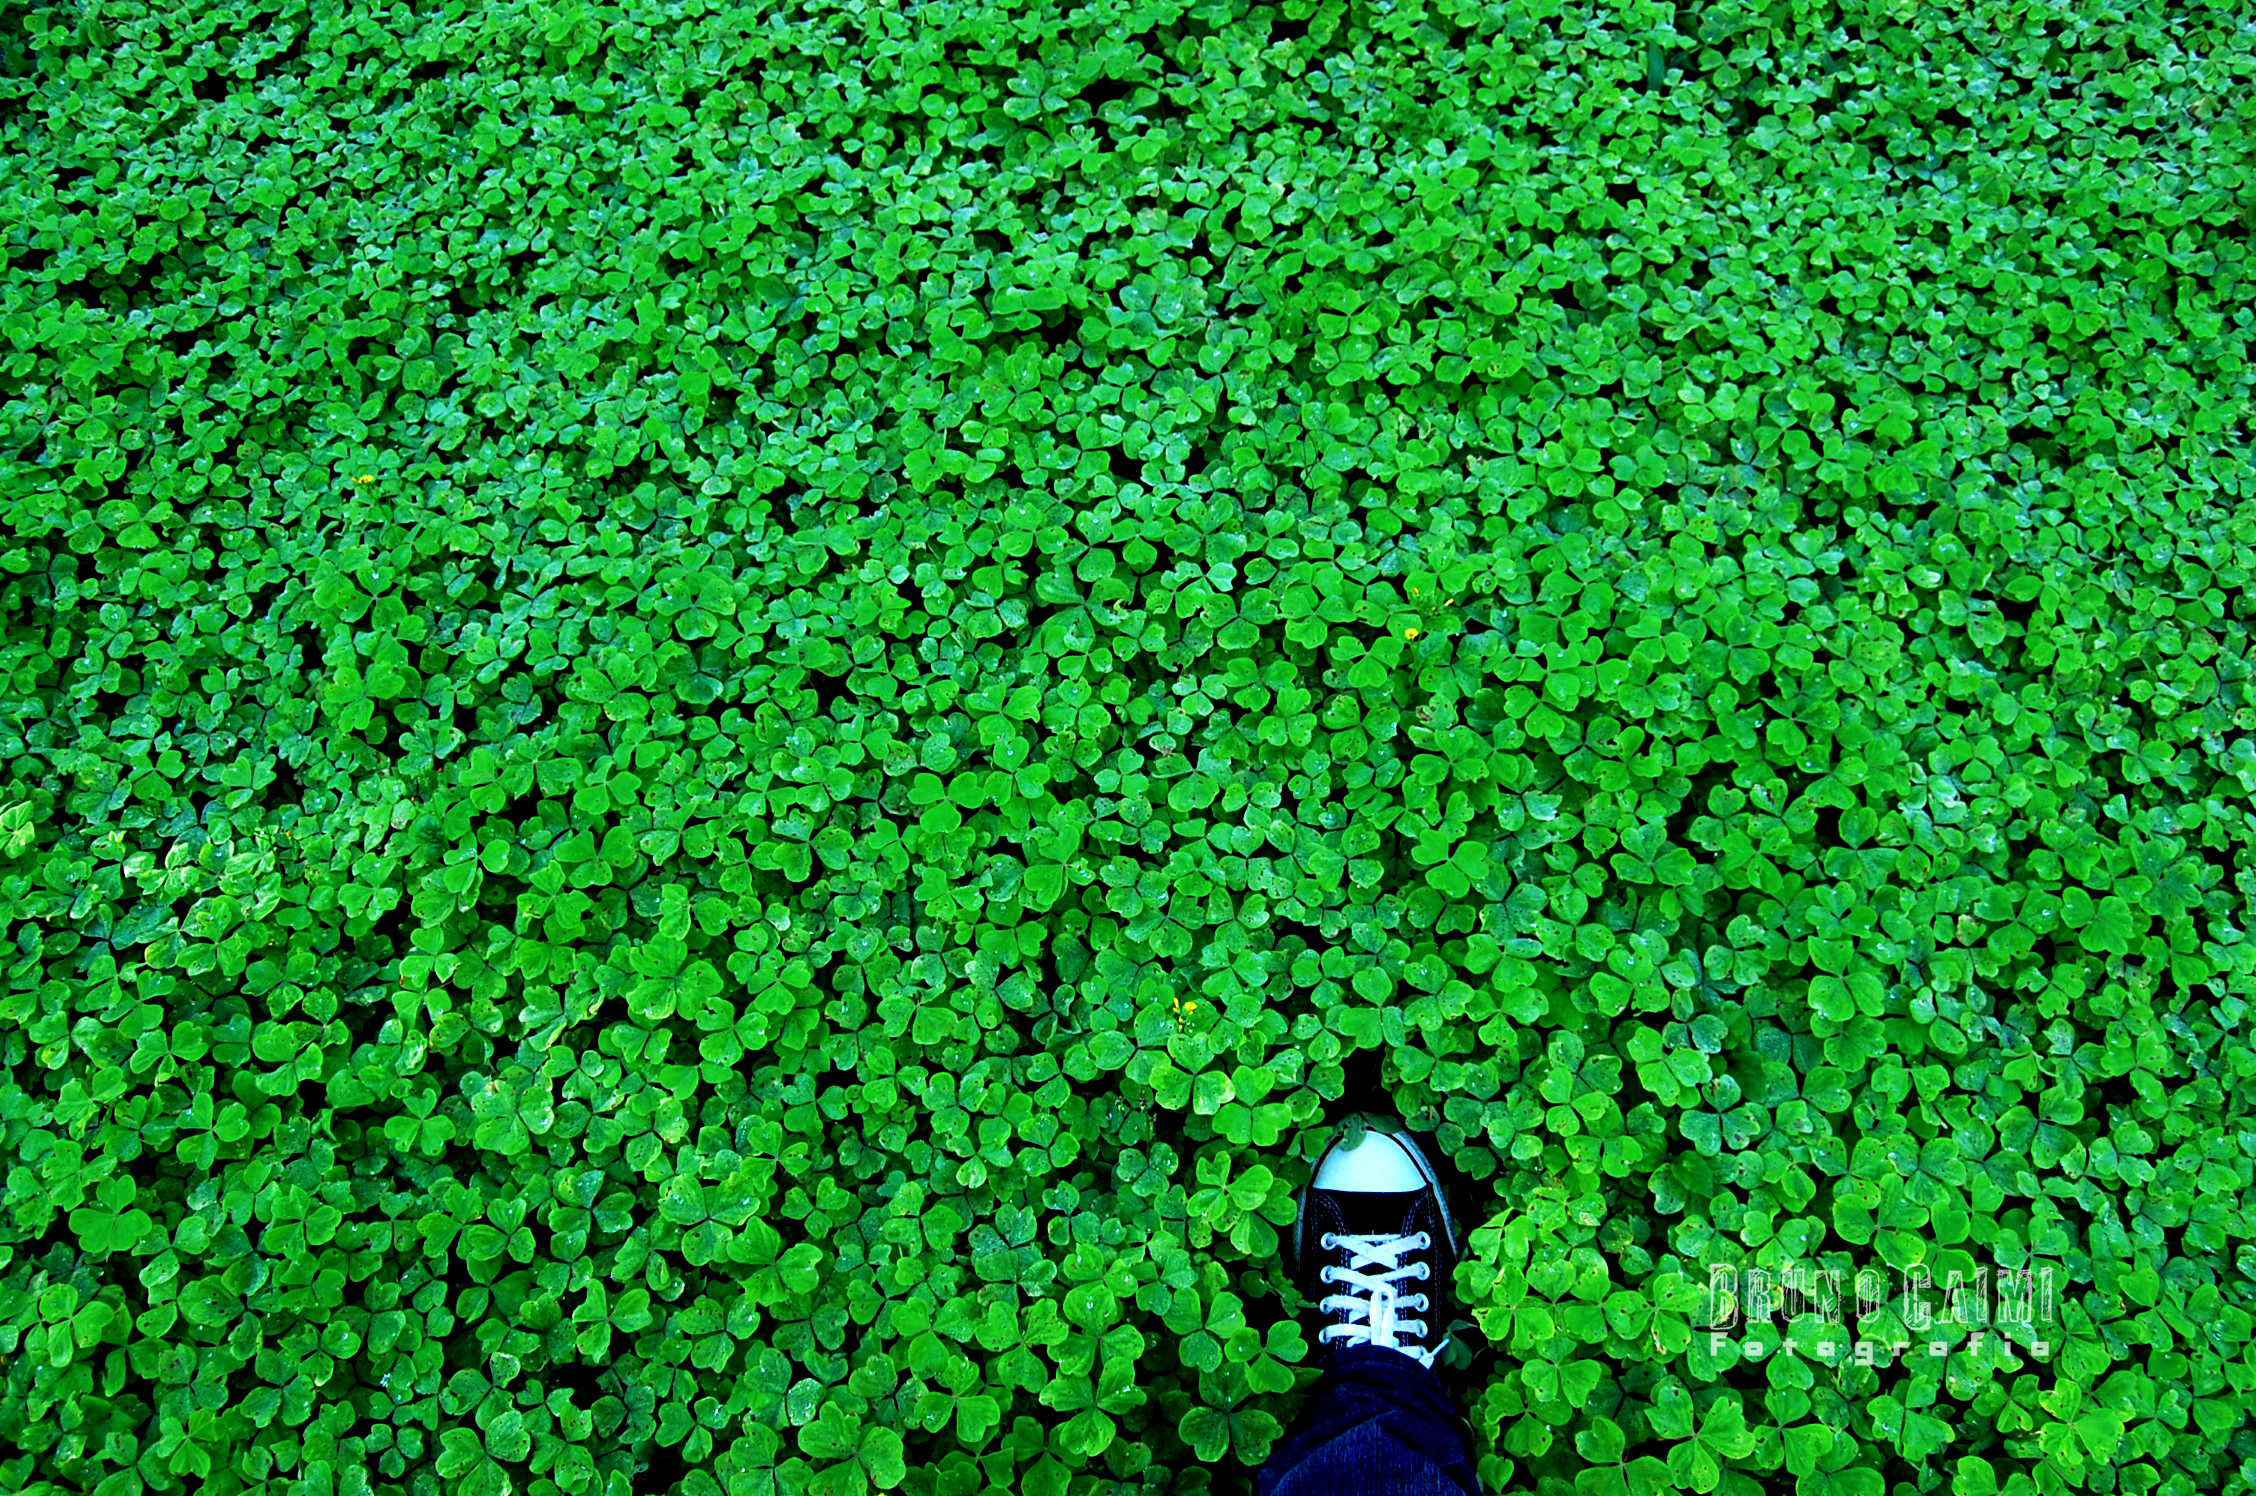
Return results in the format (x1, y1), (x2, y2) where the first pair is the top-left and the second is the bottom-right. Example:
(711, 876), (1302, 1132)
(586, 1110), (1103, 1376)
(4, 0), (2256, 1494)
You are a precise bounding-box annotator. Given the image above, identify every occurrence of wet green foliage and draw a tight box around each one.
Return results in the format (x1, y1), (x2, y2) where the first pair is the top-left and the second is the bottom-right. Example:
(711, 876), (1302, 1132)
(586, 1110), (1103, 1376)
(2, 1), (2254, 1495)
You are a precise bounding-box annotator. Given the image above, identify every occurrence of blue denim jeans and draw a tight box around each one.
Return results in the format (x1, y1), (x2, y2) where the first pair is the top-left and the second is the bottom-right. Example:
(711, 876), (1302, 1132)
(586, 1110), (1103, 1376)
(1255, 1346), (1480, 1496)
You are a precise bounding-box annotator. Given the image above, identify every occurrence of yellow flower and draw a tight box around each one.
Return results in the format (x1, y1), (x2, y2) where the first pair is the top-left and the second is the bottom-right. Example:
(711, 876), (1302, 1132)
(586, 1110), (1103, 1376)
(357, 474), (374, 483)
(1406, 628), (1420, 639)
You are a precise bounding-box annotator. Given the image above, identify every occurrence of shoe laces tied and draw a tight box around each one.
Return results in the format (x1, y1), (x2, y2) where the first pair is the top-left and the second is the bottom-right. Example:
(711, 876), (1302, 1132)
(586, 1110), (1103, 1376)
(1316, 1231), (1439, 1368)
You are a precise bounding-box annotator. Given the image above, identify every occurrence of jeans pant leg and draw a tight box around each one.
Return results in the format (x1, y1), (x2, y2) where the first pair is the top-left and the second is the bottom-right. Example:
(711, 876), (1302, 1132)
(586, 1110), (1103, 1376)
(1255, 1346), (1480, 1496)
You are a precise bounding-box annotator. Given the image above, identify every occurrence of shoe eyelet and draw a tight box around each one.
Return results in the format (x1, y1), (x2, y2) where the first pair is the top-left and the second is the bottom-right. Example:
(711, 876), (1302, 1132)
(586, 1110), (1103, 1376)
(1417, 1231), (1431, 1249)
(1319, 1232), (1338, 1250)
(1418, 1262), (1432, 1280)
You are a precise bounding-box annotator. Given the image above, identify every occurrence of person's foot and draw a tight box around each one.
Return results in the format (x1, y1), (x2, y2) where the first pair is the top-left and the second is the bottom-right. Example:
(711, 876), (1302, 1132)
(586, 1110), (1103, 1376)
(1292, 1117), (1459, 1369)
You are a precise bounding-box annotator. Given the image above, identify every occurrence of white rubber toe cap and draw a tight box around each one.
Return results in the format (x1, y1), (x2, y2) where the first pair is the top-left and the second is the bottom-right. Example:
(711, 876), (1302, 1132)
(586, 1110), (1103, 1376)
(1313, 1130), (1427, 1193)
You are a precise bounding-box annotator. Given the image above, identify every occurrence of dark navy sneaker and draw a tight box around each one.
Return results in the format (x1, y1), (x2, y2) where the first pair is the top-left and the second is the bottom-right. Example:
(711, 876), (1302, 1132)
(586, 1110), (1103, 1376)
(1292, 1118), (1460, 1368)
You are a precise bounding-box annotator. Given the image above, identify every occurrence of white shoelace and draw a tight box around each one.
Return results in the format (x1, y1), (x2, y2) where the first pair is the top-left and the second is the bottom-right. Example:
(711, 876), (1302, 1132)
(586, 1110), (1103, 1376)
(1316, 1231), (1438, 1367)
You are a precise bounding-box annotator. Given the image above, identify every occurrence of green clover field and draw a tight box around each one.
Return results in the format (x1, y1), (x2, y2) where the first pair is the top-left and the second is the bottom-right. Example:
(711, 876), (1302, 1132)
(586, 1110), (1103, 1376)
(3, 0), (2254, 1494)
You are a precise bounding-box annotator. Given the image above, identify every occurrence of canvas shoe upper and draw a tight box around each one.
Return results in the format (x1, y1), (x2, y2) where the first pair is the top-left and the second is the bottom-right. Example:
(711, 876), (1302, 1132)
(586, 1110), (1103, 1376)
(1291, 1121), (1459, 1369)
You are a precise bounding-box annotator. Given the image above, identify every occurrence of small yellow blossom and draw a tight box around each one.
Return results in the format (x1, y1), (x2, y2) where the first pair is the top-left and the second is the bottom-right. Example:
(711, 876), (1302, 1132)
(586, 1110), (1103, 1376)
(1406, 628), (1420, 639)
